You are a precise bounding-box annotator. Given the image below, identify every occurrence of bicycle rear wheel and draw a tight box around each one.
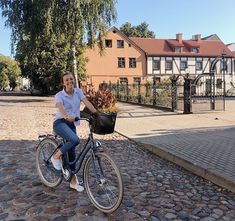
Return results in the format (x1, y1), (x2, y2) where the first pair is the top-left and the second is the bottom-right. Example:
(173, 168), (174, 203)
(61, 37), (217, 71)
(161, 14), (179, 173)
(84, 152), (123, 213)
(36, 137), (62, 188)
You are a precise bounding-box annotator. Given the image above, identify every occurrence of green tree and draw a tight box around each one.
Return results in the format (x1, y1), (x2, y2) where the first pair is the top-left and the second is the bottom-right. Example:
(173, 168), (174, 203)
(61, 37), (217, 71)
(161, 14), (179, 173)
(0, 55), (21, 91)
(120, 22), (155, 38)
(0, 70), (8, 90)
(0, 0), (116, 94)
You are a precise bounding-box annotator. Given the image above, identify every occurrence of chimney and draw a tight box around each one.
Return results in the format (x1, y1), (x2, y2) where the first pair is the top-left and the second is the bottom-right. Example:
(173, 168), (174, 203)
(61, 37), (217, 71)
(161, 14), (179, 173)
(193, 34), (201, 41)
(176, 33), (182, 43)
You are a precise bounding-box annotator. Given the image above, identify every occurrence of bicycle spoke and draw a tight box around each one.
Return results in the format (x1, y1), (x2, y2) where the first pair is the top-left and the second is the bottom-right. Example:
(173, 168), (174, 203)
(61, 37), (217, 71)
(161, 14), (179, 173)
(84, 152), (123, 213)
(36, 138), (62, 188)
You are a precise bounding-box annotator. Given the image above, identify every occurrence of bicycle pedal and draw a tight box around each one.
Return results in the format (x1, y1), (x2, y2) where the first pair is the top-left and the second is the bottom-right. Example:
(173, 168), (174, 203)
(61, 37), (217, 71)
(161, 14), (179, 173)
(62, 168), (72, 181)
(95, 141), (102, 148)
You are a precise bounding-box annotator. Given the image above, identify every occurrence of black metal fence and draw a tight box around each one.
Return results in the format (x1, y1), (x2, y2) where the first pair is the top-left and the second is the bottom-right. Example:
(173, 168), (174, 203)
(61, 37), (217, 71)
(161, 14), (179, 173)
(94, 72), (226, 113)
(106, 80), (172, 110)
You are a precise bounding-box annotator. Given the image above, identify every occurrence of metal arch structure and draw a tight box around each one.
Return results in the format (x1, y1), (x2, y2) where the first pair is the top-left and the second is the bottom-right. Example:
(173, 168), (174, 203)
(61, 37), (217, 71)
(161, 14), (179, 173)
(192, 54), (227, 85)
(171, 54), (226, 113)
(191, 54), (226, 111)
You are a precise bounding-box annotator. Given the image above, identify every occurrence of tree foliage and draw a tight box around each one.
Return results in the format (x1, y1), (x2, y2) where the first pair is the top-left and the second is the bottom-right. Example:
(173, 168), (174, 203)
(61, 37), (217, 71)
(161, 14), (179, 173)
(0, 0), (117, 94)
(120, 22), (155, 38)
(0, 54), (21, 90)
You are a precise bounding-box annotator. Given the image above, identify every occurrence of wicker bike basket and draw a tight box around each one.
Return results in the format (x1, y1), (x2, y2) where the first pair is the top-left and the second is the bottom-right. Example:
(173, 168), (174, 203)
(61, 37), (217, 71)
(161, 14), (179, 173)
(92, 112), (117, 135)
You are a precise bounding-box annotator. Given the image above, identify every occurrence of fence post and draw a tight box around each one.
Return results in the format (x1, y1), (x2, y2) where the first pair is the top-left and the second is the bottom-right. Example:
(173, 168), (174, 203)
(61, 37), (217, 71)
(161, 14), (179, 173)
(116, 80), (119, 99)
(183, 76), (192, 114)
(153, 77), (157, 106)
(171, 75), (177, 112)
(108, 80), (111, 91)
(126, 83), (129, 102)
(138, 81), (141, 103)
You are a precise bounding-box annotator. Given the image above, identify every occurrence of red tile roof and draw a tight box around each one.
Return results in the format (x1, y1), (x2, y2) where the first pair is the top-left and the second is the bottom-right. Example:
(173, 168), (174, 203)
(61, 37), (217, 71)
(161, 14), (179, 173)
(166, 40), (184, 47)
(183, 40), (200, 48)
(130, 37), (234, 57)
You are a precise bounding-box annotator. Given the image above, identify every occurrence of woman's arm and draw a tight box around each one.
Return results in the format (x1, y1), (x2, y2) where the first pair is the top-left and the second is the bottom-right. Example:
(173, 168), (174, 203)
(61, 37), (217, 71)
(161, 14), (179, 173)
(56, 102), (74, 122)
(82, 97), (97, 113)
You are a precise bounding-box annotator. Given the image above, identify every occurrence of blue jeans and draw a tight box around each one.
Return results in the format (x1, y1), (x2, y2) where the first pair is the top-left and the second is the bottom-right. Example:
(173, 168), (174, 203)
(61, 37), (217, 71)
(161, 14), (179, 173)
(53, 119), (80, 171)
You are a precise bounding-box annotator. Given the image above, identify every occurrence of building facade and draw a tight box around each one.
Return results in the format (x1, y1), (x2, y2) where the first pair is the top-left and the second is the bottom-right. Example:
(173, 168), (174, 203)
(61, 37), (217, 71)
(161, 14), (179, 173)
(84, 27), (147, 89)
(84, 27), (234, 91)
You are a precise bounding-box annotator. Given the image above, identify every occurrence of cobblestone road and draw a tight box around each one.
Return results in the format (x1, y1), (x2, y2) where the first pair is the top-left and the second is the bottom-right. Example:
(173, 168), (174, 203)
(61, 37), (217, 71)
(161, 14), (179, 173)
(0, 95), (235, 221)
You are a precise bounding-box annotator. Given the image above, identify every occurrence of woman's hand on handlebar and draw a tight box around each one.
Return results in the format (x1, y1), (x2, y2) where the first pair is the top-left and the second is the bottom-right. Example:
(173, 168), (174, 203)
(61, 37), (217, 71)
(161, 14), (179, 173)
(65, 115), (77, 122)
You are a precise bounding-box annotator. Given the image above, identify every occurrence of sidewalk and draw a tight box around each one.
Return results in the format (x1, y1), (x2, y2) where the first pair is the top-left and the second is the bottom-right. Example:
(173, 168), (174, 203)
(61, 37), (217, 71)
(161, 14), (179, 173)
(115, 100), (235, 193)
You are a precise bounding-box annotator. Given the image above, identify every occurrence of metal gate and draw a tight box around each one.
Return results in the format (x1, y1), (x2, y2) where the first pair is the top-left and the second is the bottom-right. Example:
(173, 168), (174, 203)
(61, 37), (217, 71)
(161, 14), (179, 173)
(191, 73), (225, 112)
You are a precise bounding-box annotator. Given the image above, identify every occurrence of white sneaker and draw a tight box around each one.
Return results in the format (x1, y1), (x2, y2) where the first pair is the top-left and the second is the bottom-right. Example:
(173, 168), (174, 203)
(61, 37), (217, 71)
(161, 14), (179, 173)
(70, 183), (85, 192)
(51, 156), (62, 170)
(70, 175), (84, 192)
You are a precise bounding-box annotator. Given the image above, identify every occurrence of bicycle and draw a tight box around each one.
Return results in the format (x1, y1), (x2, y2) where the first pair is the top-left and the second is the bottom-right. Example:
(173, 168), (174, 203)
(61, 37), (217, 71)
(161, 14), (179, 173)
(35, 113), (124, 213)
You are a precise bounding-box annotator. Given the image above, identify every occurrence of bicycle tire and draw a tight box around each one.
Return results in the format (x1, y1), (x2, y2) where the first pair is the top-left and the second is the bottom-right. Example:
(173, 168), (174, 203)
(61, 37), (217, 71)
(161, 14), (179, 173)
(83, 152), (124, 213)
(36, 137), (62, 188)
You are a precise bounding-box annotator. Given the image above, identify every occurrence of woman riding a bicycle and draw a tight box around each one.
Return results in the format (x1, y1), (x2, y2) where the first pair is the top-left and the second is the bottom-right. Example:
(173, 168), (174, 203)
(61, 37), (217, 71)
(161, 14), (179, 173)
(51, 71), (97, 192)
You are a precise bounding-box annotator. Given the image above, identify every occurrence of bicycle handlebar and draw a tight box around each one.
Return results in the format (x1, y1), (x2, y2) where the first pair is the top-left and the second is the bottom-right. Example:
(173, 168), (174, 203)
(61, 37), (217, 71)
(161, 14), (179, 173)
(74, 113), (97, 123)
(74, 116), (89, 122)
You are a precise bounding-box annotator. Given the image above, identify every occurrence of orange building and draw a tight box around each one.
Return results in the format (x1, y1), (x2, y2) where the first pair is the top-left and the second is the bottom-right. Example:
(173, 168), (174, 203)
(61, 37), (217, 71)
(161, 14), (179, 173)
(84, 27), (147, 89)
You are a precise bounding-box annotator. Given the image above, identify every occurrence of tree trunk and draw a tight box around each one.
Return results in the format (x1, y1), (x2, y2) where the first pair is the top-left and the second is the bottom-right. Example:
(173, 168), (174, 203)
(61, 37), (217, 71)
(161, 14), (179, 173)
(72, 44), (78, 87)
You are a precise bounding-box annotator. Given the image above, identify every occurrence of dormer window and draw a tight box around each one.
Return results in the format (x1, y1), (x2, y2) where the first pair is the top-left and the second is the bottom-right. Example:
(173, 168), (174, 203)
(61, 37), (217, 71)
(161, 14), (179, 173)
(175, 47), (181, 53)
(191, 47), (198, 53)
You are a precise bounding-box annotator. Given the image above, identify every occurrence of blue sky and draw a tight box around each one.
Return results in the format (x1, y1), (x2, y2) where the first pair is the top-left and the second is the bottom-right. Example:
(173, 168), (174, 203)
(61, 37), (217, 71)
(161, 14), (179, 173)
(1, 0), (235, 57)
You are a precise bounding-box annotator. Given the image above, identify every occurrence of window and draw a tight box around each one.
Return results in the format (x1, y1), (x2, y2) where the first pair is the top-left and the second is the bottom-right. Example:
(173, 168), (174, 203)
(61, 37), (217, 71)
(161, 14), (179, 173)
(105, 39), (112, 48)
(165, 61), (172, 70)
(133, 77), (141, 84)
(206, 79), (212, 96)
(216, 78), (223, 89)
(180, 61), (188, 70)
(153, 77), (161, 83)
(191, 48), (198, 53)
(221, 60), (227, 71)
(196, 61), (203, 70)
(175, 47), (181, 53)
(153, 60), (160, 70)
(120, 77), (128, 84)
(117, 40), (124, 48)
(129, 58), (136, 68)
(118, 57), (125, 68)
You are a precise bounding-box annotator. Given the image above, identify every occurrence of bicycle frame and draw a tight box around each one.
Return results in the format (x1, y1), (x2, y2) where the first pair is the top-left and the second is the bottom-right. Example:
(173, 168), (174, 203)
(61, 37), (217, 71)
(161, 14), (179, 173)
(44, 117), (100, 176)
(62, 132), (97, 175)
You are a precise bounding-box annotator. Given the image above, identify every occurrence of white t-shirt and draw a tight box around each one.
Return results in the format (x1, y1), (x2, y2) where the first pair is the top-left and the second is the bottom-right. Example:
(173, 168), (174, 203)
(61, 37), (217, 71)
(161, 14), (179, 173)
(54, 88), (85, 126)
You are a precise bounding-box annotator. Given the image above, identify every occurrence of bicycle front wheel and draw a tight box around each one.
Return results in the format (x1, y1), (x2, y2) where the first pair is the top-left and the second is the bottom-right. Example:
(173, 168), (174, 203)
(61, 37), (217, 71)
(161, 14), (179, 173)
(36, 137), (62, 188)
(84, 152), (124, 213)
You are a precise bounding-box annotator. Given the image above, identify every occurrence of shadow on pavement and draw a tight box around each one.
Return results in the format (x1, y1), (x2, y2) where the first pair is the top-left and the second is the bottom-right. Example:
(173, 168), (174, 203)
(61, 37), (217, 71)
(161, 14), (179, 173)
(0, 91), (31, 96)
(0, 98), (47, 103)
